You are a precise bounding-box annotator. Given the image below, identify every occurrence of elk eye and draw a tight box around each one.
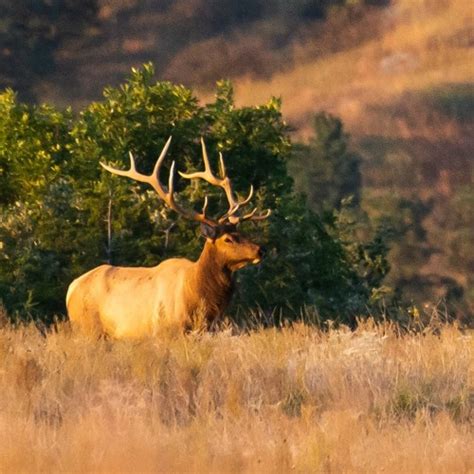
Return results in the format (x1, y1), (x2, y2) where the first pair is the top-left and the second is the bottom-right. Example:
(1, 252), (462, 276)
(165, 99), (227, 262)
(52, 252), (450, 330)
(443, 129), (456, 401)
(224, 237), (233, 244)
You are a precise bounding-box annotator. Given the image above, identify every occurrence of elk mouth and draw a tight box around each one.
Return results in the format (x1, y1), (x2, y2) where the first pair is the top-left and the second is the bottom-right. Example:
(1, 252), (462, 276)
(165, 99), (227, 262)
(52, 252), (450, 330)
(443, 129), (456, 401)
(229, 256), (261, 271)
(251, 246), (265, 265)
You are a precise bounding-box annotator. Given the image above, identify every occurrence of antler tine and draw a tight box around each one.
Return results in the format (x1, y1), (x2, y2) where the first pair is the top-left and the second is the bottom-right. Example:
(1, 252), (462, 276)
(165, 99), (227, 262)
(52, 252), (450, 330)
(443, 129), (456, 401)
(201, 137), (213, 175)
(178, 138), (219, 184)
(202, 196), (209, 216)
(129, 152), (137, 172)
(227, 207), (272, 225)
(218, 150), (253, 212)
(218, 185), (255, 223)
(101, 151), (137, 178)
(151, 135), (173, 182)
(179, 141), (231, 213)
(218, 152), (226, 178)
(215, 150), (255, 218)
(100, 137), (173, 202)
(236, 184), (254, 209)
(247, 208), (272, 221)
(100, 136), (215, 226)
(168, 161), (176, 196)
(179, 139), (258, 222)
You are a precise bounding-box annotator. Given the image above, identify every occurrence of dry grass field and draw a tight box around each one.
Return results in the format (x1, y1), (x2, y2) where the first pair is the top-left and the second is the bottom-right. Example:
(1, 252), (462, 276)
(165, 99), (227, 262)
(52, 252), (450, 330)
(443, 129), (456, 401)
(0, 315), (472, 473)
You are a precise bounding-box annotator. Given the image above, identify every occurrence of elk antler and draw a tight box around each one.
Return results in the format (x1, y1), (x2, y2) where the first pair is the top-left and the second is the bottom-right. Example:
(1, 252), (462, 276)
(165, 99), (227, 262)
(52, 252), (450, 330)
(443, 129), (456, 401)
(100, 137), (271, 227)
(100, 137), (215, 226)
(179, 138), (271, 225)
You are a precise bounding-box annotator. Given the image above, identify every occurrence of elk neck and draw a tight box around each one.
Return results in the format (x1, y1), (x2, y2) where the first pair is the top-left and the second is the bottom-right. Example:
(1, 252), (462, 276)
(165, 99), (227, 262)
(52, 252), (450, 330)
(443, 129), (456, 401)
(191, 240), (235, 317)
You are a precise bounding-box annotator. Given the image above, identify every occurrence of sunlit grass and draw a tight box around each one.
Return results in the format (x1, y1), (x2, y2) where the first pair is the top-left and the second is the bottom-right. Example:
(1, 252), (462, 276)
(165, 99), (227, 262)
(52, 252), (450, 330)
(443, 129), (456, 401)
(0, 318), (472, 473)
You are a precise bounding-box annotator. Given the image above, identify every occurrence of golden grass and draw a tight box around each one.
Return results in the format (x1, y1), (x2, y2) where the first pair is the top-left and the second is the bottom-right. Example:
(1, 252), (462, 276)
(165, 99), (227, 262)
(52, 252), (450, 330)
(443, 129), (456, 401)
(0, 320), (472, 473)
(202, 0), (473, 139)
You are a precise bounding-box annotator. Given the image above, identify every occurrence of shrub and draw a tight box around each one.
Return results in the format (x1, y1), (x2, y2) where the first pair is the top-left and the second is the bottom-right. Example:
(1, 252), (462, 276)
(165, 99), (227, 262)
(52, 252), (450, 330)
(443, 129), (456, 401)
(0, 64), (390, 324)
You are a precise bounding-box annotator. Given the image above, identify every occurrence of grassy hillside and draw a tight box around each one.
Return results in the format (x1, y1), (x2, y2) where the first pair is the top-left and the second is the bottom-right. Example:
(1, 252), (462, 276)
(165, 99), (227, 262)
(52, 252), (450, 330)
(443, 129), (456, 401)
(37, 0), (386, 108)
(1, 316), (472, 473)
(229, 0), (472, 137)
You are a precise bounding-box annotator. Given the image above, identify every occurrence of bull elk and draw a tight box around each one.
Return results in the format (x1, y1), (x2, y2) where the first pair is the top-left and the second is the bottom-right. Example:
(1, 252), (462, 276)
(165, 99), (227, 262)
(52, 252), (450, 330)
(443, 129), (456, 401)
(66, 137), (270, 337)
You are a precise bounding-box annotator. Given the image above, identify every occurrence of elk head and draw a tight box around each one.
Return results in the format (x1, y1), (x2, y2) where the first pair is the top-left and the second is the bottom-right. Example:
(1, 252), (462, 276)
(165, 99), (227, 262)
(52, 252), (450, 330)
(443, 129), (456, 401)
(100, 137), (270, 270)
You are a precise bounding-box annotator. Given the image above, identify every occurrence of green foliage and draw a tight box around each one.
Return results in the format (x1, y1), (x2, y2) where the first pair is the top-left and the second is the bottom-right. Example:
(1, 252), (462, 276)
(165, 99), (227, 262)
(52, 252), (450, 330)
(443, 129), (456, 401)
(239, 195), (390, 324)
(290, 112), (362, 213)
(0, 65), (390, 324)
(430, 185), (474, 315)
(359, 127), (472, 323)
(422, 84), (474, 122)
(0, 89), (71, 202)
(363, 189), (433, 283)
(0, 90), (73, 315)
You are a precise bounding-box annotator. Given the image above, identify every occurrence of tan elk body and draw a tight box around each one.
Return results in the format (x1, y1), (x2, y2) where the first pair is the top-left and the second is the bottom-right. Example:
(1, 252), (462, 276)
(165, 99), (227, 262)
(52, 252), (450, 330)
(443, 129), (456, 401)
(66, 138), (270, 337)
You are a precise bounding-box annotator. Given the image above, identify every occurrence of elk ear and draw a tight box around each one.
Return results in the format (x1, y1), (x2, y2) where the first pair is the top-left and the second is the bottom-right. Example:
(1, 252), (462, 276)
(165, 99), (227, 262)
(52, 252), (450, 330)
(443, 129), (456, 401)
(200, 223), (219, 240)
